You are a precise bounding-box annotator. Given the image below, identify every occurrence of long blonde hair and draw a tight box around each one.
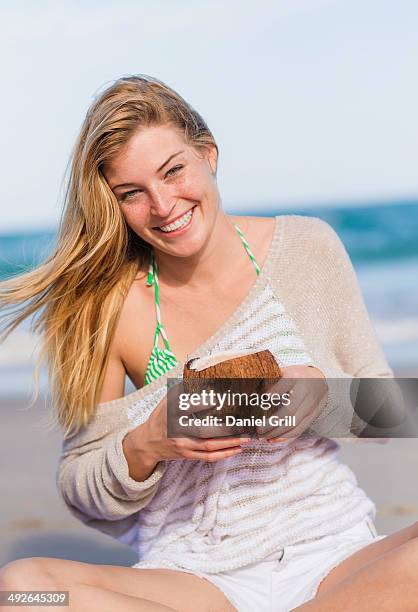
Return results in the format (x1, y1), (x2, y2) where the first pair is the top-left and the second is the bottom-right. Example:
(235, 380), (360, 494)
(0, 74), (218, 437)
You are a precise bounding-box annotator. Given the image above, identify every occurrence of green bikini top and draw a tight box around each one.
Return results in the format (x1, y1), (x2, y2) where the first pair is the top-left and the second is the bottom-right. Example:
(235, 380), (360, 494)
(143, 223), (261, 386)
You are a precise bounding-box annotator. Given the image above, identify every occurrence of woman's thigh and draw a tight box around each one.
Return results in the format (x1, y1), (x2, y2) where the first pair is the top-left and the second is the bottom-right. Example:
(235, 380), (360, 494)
(317, 520), (418, 597)
(1, 557), (236, 612)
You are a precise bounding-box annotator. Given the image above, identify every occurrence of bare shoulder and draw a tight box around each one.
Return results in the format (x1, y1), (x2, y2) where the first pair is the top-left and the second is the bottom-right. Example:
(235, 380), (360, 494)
(228, 214), (276, 246)
(229, 213), (275, 228)
(110, 269), (156, 389)
(117, 269), (148, 326)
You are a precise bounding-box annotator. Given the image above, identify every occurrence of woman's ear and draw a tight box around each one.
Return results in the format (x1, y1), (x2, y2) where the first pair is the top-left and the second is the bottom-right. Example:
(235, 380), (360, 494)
(206, 145), (218, 176)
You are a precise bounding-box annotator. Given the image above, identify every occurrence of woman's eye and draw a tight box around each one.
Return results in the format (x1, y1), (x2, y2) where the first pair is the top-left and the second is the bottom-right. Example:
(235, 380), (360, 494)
(117, 166), (183, 202)
(119, 189), (142, 202)
(166, 164), (183, 177)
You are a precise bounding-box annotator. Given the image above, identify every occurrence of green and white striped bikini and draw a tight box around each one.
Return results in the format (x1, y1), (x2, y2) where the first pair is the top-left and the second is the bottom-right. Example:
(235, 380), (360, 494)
(144, 223), (261, 386)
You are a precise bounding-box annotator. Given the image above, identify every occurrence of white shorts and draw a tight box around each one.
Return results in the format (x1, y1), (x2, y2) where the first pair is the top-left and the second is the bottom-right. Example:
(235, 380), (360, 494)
(192, 517), (387, 612)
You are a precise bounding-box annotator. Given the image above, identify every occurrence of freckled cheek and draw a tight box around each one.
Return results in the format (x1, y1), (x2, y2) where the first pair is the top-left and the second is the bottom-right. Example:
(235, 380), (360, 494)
(177, 173), (213, 200)
(119, 205), (148, 232)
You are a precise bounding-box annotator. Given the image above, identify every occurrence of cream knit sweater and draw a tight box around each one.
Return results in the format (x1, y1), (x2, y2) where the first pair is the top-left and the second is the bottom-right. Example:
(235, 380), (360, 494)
(56, 215), (394, 574)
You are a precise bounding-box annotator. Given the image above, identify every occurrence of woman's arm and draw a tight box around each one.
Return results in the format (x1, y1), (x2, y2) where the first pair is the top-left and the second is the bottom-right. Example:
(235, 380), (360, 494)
(56, 342), (167, 548)
(270, 215), (405, 441)
(308, 218), (405, 440)
(97, 345), (126, 404)
(56, 417), (166, 547)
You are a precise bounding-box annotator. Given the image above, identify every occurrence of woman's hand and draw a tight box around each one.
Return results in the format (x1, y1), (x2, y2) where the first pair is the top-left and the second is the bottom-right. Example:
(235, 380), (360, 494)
(125, 391), (251, 472)
(256, 365), (328, 443)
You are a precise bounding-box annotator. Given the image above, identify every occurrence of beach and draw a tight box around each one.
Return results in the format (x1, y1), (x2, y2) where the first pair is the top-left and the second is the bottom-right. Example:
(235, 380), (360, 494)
(0, 396), (138, 568)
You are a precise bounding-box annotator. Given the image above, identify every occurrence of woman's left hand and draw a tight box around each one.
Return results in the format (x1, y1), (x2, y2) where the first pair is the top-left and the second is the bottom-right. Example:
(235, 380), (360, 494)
(256, 365), (328, 443)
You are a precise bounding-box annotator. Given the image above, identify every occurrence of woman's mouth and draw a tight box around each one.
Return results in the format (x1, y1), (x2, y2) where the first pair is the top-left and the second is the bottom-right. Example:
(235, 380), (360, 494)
(155, 207), (195, 236)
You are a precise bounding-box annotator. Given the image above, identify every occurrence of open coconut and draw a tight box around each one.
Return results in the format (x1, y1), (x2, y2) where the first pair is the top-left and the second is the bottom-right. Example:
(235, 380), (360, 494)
(182, 349), (282, 429)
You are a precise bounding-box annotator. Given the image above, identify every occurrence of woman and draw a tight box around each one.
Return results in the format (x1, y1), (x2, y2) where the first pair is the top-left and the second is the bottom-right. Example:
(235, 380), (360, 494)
(0, 74), (416, 612)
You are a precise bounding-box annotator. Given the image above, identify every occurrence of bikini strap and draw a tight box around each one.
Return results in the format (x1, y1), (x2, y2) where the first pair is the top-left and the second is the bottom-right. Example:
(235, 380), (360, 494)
(234, 223), (261, 275)
(146, 252), (171, 350)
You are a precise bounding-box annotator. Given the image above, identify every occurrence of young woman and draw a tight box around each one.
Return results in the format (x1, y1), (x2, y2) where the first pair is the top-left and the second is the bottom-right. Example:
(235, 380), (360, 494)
(0, 74), (416, 612)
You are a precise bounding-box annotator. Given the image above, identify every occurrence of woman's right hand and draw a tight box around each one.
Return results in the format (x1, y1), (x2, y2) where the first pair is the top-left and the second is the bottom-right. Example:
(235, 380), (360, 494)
(123, 393), (250, 478)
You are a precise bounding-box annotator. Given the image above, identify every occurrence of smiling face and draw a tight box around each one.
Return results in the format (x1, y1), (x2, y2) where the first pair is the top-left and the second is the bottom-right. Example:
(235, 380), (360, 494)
(103, 123), (220, 258)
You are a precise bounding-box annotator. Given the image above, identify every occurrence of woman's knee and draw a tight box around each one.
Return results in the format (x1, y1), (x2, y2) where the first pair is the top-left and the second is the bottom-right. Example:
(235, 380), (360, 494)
(408, 521), (418, 539)
(388, 537), (418, 578)
(0, 557), (59, 590)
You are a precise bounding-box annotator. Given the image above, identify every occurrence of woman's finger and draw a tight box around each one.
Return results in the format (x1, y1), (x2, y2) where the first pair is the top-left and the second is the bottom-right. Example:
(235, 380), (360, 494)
(268, 375), (326, 437)
(182, 446), (246, 462)
(256, 382), (308, 437)
(260, 375), (298, 397)
(172, 435), (251, 451)
(257, 387), (320, 439)
(269, 395), (324, 441)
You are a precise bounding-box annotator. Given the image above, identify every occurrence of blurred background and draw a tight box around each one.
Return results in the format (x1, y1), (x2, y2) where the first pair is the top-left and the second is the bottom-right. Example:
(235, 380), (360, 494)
(1, 0), (417, 569)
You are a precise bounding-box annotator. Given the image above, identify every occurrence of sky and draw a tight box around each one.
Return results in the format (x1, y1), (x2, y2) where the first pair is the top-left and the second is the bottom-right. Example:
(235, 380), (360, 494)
(1, 0), (417, 232)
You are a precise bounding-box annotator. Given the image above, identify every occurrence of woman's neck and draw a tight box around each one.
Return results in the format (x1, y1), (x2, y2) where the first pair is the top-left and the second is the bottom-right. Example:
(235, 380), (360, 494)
(151, 211), (250, 291)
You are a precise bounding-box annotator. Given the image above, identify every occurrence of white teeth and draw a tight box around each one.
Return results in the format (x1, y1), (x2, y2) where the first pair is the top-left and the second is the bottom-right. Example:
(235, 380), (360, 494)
(160, 209), (193, 232)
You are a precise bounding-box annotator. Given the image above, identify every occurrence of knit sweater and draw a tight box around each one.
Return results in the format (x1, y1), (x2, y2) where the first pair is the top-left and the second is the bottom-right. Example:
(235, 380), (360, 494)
(56, 214), (395, 574)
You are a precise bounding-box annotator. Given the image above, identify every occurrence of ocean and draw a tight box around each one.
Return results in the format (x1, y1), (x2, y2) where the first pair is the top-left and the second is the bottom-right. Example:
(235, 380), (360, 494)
(0, 199), (417, 396)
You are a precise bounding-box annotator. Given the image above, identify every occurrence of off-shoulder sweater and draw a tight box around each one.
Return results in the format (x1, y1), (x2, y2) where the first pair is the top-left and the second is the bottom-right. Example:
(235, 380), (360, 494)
(56, 214), (395, 574)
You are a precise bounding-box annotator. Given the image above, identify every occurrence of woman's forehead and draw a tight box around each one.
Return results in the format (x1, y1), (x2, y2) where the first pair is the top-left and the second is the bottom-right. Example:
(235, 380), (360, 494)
(103, 125), (189, 185)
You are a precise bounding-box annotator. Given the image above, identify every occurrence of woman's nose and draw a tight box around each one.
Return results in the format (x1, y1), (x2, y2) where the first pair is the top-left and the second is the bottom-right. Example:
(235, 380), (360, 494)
(149, 185), (175, 217)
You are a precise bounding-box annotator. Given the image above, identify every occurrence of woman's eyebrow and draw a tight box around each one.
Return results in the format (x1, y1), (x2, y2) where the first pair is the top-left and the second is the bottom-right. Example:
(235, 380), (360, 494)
(156, 150), (184, 172)
(111, 150), (185, 191)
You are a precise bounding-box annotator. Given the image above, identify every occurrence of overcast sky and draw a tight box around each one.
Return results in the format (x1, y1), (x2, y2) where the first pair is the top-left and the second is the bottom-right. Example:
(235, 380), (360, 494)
(1, 0), (417, 232)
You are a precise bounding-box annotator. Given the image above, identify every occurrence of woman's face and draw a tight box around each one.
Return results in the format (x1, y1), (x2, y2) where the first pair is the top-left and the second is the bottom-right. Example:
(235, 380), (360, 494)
(103, 123), (219, 258)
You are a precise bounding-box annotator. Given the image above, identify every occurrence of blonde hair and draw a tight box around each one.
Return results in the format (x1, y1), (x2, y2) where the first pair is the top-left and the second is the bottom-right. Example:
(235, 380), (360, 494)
(0, 74), (218, 437)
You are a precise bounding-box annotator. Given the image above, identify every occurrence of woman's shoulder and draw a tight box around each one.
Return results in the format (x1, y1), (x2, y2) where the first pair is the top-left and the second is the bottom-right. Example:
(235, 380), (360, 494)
(228, 214), (276, 251)
(272, 213), (345, 254)
(234, 213), (349, 284)
(287, 214), (347, 262)
(110, 271), (156, 382)
(230, 213), (340, 253)
(230, 212), (334, 233)
(267, 214), (352, 287)
(228, 213), (275, 230)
